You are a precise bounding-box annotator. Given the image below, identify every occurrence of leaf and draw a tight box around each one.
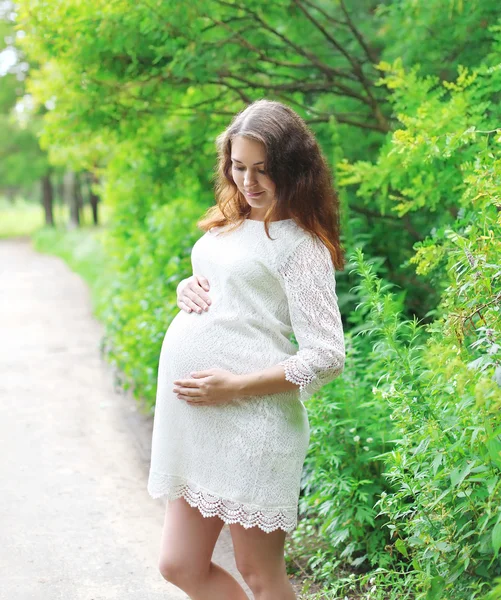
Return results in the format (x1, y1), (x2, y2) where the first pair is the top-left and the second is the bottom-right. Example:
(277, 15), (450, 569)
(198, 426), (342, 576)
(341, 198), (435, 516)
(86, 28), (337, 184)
(487, 438), (501, 468)
(426, 576), (446, 600)
(492, 518), (501, 556)
(450, 461), (476, 488)
(395, 538), (408, 557)
(432, 452), (443, 476)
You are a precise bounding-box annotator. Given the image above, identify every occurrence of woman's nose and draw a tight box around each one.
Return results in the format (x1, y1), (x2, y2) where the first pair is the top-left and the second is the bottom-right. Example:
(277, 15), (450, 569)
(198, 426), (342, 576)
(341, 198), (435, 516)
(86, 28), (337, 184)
(244, 171), (257, 186)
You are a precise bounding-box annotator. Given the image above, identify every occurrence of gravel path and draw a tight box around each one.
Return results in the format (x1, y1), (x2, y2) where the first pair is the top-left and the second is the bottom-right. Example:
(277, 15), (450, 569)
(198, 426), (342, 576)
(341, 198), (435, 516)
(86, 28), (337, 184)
(0, 237), (250, 600)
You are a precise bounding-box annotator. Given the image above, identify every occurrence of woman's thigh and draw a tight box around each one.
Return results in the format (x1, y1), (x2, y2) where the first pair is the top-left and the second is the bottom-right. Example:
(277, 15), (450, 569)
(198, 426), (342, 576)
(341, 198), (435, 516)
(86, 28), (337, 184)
(158, 496), (225, 582)
(229, 522), (288, 583)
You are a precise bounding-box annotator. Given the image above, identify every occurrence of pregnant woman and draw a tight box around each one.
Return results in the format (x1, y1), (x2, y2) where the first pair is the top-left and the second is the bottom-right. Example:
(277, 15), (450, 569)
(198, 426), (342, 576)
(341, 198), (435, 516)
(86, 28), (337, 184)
(147, 98), (346, 600)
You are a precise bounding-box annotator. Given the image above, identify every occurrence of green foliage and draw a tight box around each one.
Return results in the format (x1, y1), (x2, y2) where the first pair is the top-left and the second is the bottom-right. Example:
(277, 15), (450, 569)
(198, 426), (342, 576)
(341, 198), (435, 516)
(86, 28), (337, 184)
(0, 196), (112, 238)
(354, 230), (501, 598)
(377, 0), (500, 77)
(288, 287), (401, 569)
(31, 225), (109, 318)
(0, 16), (48, 194)
(484, 577), (501, 600)
(99, 196), (203, 408)
(12, 0), (501, 597)
(288, 21), (501, 600)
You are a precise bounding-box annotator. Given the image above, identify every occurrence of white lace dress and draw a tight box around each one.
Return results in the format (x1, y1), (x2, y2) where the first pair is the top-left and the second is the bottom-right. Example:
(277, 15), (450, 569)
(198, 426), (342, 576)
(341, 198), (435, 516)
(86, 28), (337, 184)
(147, 218), (345, 533)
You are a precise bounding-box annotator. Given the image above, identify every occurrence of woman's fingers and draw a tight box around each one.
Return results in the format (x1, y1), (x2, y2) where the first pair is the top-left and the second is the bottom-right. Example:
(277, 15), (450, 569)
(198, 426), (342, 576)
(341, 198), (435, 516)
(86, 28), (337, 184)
(177, 300), (195, 314)
(177, 278), (211, 313)
(176, 275), (212, 313)
(194, 273), (210, 292)
(183, 288), (210, 312)
(192, 274), (212, 307)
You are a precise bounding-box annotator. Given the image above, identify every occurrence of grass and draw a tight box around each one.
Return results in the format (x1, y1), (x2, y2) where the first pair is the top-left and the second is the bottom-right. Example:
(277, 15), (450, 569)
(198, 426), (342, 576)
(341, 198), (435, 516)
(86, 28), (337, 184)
(0, 195), (112, 238)
(32, 225), (110, 319)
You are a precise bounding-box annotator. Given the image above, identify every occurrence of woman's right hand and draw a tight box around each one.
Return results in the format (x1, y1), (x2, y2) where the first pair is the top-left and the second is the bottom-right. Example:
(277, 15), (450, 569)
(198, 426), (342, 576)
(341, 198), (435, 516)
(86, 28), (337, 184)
(177, 274), (212, 314)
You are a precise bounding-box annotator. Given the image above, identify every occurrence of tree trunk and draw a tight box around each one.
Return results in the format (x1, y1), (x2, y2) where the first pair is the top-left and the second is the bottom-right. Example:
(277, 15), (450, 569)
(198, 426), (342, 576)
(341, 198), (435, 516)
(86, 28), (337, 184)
(41, 173), (54, 226)
(57, 176), (64, 206)
(88, 172), (100, 225)
(75, 172), (84, 224)
(5, 187), (16, 203)
(64, 170), (79, 229)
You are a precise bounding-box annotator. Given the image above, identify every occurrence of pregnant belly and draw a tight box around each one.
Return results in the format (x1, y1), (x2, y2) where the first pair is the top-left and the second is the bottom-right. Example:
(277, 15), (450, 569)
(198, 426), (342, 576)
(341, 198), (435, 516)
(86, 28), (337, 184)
(160, 309), (274, 379)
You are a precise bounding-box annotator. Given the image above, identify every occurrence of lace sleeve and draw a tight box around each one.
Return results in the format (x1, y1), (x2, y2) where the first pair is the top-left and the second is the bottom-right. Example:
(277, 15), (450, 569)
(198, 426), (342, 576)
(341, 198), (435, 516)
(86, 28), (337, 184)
(277, 235), (345, 403)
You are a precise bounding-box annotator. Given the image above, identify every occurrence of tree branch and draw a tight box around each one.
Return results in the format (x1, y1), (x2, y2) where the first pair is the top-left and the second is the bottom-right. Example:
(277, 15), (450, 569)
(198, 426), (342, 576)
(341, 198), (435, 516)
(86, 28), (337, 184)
(293, 0), (360, 71)
(218, 69), (372, 105)
(200, 15), (249, 34)
(271, 93), (387, 132)
(212, 0), (353, 82)
(339, 0), (379, 65)
(298, 0), (348, 28)
(351, 205), (423, 240)
(294, 0), (389, 131)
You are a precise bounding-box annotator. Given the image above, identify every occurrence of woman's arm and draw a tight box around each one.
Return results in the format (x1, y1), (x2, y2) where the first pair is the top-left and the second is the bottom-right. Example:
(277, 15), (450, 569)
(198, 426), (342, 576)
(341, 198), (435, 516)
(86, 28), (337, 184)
(238, 235), (345, 403)
(236, 364), (300, 396)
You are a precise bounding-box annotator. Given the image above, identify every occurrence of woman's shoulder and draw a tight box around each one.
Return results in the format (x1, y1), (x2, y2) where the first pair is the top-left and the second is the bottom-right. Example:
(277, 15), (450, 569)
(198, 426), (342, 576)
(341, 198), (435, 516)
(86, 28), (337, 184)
(205, 218), (319, 265)
(207, 218), (308, 243)
(272, 221), (319, 268)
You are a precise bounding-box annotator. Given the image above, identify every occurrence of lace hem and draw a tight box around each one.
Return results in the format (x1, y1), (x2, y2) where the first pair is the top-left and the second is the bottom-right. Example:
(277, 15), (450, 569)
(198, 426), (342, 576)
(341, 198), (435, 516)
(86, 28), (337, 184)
(147, 472), (298, 533)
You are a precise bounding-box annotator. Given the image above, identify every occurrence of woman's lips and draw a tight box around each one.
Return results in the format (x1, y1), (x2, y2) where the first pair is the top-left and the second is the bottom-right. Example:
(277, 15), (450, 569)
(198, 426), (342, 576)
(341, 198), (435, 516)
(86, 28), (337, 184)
(245, 191), (264, 197)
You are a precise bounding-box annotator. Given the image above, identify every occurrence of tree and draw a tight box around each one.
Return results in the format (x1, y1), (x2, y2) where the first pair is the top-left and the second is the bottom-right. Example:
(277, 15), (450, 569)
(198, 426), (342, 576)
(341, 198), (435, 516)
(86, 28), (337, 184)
(0, 4), (51, 215)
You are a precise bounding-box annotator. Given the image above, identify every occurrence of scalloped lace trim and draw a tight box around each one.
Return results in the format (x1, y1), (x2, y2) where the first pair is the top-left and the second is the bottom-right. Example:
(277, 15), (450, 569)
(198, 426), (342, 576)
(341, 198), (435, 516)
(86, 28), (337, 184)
(278, 356), (318, 404)
(148, 472), (297, 533)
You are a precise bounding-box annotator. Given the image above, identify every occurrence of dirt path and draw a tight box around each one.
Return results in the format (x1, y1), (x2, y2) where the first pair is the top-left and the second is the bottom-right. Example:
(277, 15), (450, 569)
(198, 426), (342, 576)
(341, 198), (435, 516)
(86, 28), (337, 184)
(0, 237), (250, 600)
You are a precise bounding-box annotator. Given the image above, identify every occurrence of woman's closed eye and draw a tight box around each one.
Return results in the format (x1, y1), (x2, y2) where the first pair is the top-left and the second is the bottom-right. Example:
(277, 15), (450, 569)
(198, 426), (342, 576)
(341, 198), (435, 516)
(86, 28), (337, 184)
(234, 166), (267, 175)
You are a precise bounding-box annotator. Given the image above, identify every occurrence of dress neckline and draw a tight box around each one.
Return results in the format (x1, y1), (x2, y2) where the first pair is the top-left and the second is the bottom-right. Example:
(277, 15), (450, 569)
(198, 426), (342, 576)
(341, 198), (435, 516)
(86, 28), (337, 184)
(209, 218), (294, 235)
(244, 218), (293, 224)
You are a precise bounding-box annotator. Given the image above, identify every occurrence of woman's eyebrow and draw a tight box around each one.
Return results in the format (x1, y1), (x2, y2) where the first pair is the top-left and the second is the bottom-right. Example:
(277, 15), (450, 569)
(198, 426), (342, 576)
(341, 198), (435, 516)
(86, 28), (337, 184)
(231, 158), (264, 165)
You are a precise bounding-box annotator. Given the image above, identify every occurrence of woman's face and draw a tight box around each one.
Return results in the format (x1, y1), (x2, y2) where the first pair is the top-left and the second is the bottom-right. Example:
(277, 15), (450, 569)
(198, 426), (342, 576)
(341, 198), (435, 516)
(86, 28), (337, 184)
(230, 135), (276, 219)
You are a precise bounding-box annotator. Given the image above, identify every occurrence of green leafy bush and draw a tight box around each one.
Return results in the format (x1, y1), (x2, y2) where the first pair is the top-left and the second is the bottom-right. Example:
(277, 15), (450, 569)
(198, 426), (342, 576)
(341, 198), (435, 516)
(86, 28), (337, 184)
(100, 196), (203, 408)
(288, 29), (501, 600)
(14, 1), (501, 597)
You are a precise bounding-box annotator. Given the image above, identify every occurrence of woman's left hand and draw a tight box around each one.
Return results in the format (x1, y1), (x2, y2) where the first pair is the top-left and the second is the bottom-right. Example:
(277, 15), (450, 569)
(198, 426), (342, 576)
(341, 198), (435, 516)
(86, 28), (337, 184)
(173, 368), (242, 406)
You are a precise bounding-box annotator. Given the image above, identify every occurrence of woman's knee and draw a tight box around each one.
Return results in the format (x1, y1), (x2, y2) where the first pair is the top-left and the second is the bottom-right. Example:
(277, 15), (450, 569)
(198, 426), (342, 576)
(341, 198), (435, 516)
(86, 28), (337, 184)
(231, 523), (288, 592)
(234, 556), (251, 582)
(158, 555), (207, 588)
(236, 557), (287, 593)
(236, 560), (261, 594)
(158, 555), (183, 585)
(158, 497), (223, 587)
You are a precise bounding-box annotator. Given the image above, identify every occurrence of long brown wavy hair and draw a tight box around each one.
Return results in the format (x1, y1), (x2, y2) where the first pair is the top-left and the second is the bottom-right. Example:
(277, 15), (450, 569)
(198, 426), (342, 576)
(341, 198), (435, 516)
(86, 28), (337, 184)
(197, 98), (345, 271)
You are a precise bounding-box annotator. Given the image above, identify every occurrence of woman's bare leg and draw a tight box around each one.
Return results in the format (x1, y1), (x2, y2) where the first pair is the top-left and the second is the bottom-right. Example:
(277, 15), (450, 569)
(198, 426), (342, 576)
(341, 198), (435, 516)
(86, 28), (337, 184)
(230, 522), (296, 600)
(157, 496), (248, 600)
